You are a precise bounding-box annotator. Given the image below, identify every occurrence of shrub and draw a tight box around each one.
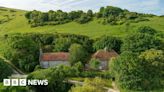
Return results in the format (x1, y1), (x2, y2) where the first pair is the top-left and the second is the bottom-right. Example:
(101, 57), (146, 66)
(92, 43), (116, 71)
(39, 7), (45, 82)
(0, 58), (12, 82)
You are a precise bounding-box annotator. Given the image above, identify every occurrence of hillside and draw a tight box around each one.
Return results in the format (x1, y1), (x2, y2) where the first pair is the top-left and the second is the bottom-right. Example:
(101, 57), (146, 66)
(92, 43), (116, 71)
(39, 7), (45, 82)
(0, 6), (164, 55)
(0, 7), (164, 38)
(0, 6), (164, 92)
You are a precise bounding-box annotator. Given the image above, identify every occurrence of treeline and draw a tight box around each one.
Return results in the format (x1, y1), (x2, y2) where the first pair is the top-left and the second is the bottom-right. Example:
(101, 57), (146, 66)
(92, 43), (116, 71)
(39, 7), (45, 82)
(4, 33), (94, 72)
(25, 6), (154, 27)
(4, 31), (123, 72)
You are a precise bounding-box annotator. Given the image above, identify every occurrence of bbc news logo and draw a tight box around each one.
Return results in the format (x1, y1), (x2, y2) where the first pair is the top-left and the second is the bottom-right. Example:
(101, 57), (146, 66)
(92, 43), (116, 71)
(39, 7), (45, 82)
(3, 79), (48, 86)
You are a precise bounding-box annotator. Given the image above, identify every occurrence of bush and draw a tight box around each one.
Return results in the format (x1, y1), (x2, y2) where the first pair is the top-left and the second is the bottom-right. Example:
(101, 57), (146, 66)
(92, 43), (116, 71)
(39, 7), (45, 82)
(93, 36), (122, 53)
(121, 33), (162, 53)
(89, 58), (101, 70)
(69, 44), (89, 66)
(80, 71), (111, 79)
(110, 50), (164, 90)
(137, 26), (156, 35)
(0, 58), (12, 82)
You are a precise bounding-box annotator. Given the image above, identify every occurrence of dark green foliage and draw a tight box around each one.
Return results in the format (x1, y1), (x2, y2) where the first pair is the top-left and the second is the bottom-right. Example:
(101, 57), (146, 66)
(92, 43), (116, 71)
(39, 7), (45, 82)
(125, 12), (138, 19)
(0, 84), (30, 92)
(80, 71), (111, 79)
(89, 58), (100, 70)
(5, 34), (40, 72)
(0, 58), (12, 82)
(27, 65), (76, 92)
(53, 37), (73, 52)
(76, 14), (92, 24)
(121, 33), (162, 53)
(137, 26), (157, 35)
(69, 44), (89, 66)
(111, 50), (164, 91)
(110, 51), (144, 90)
(25, 6), (150, 27)
(139, 49), (164, 90)
(87, 10), (93, 17)
(102, 6), (123, 17)
(42, 45), (53, 52)
(4, 33), (93, 72)
(93, 36), (122, 53)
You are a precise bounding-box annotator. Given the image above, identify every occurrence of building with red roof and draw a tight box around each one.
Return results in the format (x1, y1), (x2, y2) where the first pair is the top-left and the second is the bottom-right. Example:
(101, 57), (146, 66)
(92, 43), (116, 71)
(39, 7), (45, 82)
(39, 50), (70, 68)
(91, 49), (118, 70)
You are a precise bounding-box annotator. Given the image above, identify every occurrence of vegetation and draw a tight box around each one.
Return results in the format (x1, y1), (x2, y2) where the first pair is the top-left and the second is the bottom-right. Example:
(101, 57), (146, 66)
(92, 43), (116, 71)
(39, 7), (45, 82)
(121, 33), (162, 53)
(137, 26), (157, 35)
(53, 37), (72, 52)
(25, 6), (151, 27)
(89, 58), (101, 70)
(110, 50), (164, 91)
(0, 58), (12, 82)
(0, 83), (30, 92)
(0, 5), (163, 92)
(93, 36), (122, 53)
(69, 77), (107, 92)
(69, 44), (88, 66)
(4, 34), (40, 72)
(28, 65), (74, 92)
(139, 49), (164, 89)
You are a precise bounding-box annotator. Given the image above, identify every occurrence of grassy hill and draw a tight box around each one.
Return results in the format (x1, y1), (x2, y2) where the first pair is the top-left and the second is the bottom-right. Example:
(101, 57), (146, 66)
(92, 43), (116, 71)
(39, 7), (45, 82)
(0, 7), (164, 38)
(0, 7), (164, 55)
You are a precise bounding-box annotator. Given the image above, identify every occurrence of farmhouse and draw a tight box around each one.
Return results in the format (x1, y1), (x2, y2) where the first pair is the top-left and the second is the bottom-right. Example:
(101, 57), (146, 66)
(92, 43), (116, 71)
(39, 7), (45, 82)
(92, 49), (118, 70)
(39, 48), (118, 69)
(39, 50), (70, 68)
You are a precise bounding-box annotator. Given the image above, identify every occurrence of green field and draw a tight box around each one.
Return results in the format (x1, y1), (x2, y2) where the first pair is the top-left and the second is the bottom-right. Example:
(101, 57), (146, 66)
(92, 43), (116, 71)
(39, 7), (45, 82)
(0, 7), (164, 55)
(0, 7), (164, 38)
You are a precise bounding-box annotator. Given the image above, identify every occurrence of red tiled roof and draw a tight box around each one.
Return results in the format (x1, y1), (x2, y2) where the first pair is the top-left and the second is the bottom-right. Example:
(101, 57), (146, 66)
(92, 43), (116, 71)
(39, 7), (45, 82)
(41, 52), (69, 61)
(92, 50), (118, 61)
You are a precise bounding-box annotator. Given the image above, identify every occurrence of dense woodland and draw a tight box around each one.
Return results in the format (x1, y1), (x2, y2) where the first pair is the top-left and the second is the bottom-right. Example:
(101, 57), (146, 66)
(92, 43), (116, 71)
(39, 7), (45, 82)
(25, 6), (153, 27)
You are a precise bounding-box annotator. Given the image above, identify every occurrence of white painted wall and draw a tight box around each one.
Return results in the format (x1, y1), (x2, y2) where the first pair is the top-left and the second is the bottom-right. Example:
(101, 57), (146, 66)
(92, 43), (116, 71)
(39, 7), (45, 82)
(40, 61), (70, 68)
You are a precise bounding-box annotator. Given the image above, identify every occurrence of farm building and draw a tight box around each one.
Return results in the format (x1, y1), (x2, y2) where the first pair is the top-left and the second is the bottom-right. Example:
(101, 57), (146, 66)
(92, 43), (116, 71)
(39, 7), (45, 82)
(91, 49), (118, 70)
(39, 50), (70, 68)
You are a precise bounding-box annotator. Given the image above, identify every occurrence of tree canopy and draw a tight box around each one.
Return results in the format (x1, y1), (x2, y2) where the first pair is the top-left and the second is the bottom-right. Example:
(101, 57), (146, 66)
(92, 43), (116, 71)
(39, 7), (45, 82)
(0, 58), (12, 82)
(25, 6), (151, 27)
(69, 44), (88, 66)
(93, 36), (122, 53)
(110, 50), (164, 90)
(121, 33), (162, 53)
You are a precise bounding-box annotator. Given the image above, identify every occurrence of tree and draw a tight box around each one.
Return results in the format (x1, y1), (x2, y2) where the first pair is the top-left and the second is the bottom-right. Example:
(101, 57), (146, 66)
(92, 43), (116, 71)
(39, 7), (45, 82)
(139, 49), (164, 89)
(121, 33), (161, 53)
(53, 37), (73, 52)
(76, 14), (92, 24)
(89, 58), (100, 70)
(110, 51), (145, 90)
(87, 10), (93, 17)
(69, 44), (88, 66)
(110, 50), (164, 90)
(93, 36), (122, 53)
(5, 34), (39, 72)
(102, 6), (123, 17)
(137, 26), (157, 35)
(0, 58), (12, 82)
(28, 65), (75, 92)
